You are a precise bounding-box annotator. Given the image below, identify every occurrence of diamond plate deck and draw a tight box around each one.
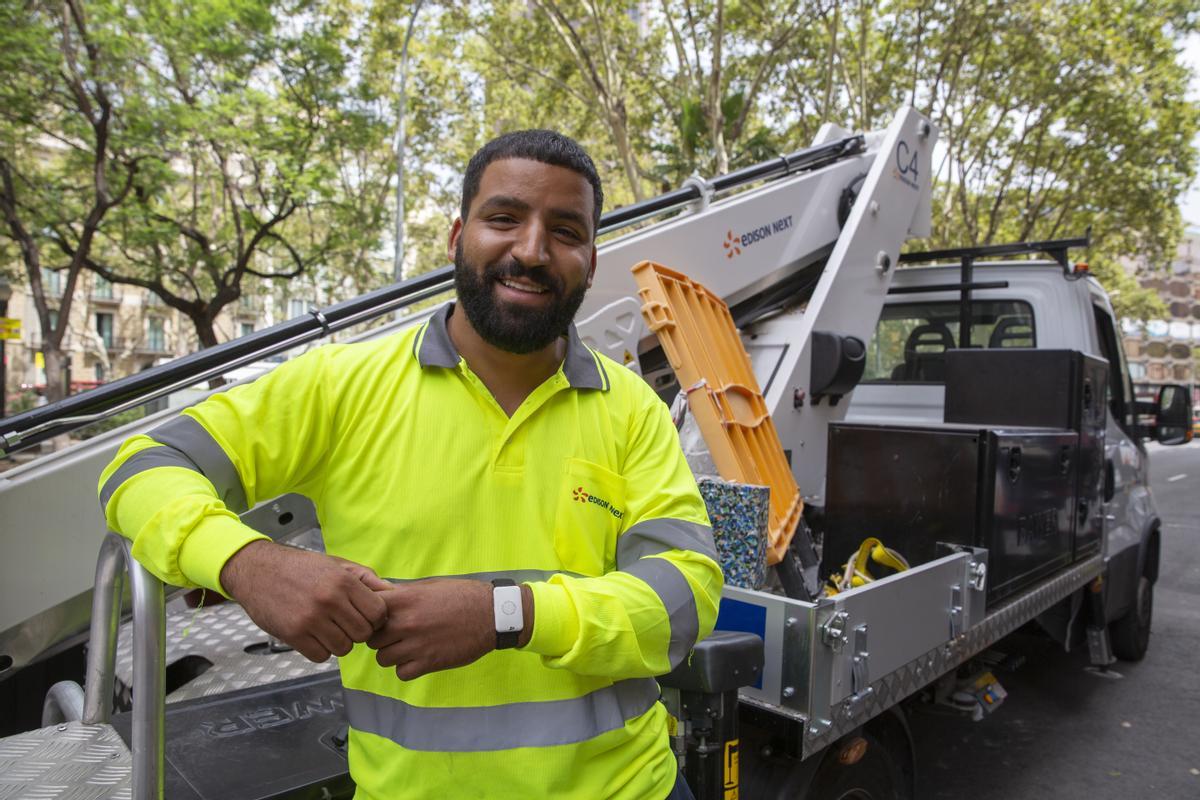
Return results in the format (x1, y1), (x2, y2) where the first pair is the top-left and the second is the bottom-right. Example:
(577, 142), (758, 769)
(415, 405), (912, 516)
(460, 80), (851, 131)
(800, 555), (1104, 756)
(114, 602), (335, 703)
(0, 722), (130, 800)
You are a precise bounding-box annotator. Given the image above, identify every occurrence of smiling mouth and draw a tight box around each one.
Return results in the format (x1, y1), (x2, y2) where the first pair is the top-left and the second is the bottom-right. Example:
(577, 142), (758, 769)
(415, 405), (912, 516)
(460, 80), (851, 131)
(497, 278), (549, 295)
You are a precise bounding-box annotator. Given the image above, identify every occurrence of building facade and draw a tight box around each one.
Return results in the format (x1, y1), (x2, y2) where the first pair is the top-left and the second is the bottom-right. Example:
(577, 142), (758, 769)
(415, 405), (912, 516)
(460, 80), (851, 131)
(1, 271), (267, 413)
(1121, 227), (1200, 401)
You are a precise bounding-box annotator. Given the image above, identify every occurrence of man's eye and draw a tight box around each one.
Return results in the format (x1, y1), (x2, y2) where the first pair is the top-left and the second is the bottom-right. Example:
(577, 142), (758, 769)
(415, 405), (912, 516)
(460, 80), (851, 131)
(555, 227), (582, 240)
(489, 215), (517, 224)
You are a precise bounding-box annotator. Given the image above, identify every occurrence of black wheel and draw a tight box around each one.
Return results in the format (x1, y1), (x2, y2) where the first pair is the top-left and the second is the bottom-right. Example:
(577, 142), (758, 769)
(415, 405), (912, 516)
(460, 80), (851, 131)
(1110, 574), (1153, 661)
(793, 711), (915, 800)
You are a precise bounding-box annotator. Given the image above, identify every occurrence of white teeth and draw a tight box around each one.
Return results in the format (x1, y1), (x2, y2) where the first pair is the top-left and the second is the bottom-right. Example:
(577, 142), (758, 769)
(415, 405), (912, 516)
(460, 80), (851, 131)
(500, 279), (547, 294)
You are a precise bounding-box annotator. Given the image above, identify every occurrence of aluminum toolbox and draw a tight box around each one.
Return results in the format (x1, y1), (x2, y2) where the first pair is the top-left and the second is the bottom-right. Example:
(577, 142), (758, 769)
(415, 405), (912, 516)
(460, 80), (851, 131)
(822, 423), (1078, 605)
(944, 348), (1108, 560)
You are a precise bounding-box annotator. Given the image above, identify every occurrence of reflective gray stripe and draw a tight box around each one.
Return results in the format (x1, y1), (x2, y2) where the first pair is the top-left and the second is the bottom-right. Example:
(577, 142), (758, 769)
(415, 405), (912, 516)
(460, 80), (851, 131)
(343, 677), (659, 752)
(384, 568), (584, 584)
(98, 447), (201, 514)
(616, 518), (718, 568)
(149, 415), (248, 512)
(624, 557), (699, 669)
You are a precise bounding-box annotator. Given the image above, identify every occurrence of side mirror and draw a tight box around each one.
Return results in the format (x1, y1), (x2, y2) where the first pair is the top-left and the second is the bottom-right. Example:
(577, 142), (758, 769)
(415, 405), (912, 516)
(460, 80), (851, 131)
(1154, 384), (1193, 446)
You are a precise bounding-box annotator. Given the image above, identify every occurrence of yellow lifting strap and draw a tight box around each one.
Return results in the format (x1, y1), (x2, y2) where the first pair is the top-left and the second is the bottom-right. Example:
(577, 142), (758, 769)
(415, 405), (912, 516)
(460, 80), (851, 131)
(825, 537), (910, 595)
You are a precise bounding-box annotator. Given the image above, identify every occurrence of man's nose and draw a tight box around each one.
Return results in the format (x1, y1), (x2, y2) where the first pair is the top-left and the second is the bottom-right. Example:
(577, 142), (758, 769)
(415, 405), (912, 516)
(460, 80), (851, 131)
(511, 221), (550, 267)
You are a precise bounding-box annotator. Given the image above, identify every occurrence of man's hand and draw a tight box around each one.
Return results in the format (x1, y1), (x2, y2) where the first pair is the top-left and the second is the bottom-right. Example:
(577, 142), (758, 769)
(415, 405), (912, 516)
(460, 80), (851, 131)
(220, 540), (389, 663)
(366, 578), (502, 681)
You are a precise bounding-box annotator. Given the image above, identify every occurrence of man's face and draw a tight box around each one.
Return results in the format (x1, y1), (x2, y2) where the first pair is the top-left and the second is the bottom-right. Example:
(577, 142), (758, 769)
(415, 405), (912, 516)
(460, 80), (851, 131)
(449, 158), (597, 354)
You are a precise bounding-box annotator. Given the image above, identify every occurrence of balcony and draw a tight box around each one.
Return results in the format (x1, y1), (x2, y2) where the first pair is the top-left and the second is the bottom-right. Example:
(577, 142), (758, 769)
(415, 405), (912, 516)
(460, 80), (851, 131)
(137, 338), (170, 355)
(89, 292), (120, 307)
(98, 336), (171, 356)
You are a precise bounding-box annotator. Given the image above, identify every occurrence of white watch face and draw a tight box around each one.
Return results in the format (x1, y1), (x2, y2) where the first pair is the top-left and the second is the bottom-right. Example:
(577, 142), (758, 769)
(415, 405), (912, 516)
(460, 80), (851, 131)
(493, 585), (523, 634)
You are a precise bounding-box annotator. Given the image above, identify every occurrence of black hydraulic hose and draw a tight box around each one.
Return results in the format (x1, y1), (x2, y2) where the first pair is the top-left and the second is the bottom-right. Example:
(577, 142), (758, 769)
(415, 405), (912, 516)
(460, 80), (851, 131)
(709, 135), (865, 193)
(597, 135), (864, 232)
(0, 268), (454, 453)
(0, 133), (867, 453)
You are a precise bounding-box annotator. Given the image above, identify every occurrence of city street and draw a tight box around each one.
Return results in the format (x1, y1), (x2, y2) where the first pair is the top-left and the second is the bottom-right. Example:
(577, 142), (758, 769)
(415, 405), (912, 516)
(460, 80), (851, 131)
(914, 441), (1200, 799)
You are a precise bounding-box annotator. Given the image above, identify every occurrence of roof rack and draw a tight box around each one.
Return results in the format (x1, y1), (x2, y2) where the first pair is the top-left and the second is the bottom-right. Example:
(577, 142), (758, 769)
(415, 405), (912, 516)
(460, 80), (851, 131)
(891, 233), (1090, 349)
(898, 232), (1090, 271)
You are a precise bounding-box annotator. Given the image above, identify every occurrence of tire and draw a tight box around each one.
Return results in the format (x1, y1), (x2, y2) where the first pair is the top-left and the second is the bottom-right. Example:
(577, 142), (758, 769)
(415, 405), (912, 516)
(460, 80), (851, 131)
(797, 713), (915, 800)
(1110, 574), (1153, 661)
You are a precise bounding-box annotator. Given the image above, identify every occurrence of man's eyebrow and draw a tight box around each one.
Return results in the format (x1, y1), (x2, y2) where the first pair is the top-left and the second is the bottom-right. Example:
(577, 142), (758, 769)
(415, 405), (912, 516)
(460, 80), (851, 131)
(475, 195), (592, 233)
(475, 195), (532, 216)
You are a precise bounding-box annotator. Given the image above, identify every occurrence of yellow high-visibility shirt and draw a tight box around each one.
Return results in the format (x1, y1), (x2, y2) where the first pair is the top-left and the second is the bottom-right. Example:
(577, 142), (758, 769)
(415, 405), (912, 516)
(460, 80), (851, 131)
(99, 303), (723, 800)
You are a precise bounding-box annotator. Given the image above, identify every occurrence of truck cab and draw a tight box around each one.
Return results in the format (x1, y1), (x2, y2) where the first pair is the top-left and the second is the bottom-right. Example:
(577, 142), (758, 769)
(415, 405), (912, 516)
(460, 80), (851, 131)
(845, 258), (1176, 659)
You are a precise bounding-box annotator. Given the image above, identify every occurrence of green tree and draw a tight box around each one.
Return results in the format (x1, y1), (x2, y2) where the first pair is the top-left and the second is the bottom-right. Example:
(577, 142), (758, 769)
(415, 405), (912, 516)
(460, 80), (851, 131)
(0, 0), (144, 404)
(73, 0), (394, 347)
(771, 0), (1199, 319)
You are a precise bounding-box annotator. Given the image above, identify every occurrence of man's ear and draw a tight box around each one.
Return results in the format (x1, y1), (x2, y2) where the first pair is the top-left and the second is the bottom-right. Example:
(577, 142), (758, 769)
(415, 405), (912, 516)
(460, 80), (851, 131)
(447, 217), (464, 263)
(586, 245), (597, 288)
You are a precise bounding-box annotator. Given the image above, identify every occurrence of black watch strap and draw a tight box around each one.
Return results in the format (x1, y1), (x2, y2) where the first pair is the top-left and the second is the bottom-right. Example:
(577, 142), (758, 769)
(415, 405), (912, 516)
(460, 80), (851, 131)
(492, 578), (521, 650)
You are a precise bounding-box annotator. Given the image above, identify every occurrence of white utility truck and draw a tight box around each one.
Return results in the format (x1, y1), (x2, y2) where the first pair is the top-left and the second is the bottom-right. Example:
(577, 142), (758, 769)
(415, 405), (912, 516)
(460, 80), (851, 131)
(0, 106), (1192, 799)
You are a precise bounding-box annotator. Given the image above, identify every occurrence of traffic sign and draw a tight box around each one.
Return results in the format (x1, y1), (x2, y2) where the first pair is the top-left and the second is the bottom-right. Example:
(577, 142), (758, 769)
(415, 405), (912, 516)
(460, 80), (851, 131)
(0, 317), (19, 330)
(0, 330), (20, 340)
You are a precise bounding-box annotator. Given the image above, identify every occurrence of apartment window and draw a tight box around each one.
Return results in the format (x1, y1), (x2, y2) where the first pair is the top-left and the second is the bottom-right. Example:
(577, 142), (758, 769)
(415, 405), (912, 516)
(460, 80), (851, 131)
(93, 276), (114, 299)
(95, 312), (114, 348)
(288, 298), (314, 319)
(147, 317), (165, 351)
(240, 322), (254, 338)
(41, 268), (63, 296)
(94, 362), (105, 382)
(145, 291), (163, 306)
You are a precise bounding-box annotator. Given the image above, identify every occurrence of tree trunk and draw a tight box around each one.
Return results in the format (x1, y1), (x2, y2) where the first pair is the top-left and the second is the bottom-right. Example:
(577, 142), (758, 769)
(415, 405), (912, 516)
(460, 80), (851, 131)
(195, 320), (219, 349)
(191, 313), (226, 389)
(608, 108), (646, 202)
(42, 346), (69, 406)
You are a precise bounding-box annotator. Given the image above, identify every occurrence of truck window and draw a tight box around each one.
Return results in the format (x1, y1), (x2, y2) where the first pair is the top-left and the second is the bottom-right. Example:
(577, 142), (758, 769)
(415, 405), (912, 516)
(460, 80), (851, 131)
(1092, 303), (1135, 431)
(863, 300), (1036, 383)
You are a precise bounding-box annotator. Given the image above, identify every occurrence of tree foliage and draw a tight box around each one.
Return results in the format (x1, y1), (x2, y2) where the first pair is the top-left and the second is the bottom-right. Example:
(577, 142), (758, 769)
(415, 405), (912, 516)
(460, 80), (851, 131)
(2, 0), (1197, 385)
(0, 0), (144, 402)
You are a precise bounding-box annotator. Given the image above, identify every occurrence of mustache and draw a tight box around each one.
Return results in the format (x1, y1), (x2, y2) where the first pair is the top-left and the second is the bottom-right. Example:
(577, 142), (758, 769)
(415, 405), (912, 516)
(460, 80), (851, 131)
(486, 260), (560, 293)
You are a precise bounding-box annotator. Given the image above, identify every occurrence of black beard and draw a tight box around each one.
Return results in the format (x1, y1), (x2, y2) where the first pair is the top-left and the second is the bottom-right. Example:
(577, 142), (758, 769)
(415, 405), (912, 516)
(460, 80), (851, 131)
(453, 241), (588, 355)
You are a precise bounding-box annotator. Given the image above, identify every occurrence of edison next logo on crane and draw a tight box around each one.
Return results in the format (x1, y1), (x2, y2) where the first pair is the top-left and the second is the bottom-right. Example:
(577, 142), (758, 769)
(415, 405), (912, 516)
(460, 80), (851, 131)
(723, 214), (794, 259)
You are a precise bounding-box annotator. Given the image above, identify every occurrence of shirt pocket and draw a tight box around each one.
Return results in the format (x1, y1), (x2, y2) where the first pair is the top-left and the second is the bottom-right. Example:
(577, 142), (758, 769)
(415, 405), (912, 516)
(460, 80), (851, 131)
(553, 458), (628, 576)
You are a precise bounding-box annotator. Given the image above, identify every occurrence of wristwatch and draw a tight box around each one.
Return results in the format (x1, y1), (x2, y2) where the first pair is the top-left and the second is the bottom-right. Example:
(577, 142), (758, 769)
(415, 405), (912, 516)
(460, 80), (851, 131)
(491, 578), (524, 649)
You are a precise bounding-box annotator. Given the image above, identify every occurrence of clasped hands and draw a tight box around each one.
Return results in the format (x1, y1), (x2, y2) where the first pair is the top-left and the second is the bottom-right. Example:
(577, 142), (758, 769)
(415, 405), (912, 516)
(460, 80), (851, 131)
(220, 540), (500, 680)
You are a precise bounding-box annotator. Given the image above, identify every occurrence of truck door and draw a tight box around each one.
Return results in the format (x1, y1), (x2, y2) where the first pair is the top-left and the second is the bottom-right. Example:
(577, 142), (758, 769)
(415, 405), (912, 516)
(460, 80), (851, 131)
(1090, 301), (1151, 619)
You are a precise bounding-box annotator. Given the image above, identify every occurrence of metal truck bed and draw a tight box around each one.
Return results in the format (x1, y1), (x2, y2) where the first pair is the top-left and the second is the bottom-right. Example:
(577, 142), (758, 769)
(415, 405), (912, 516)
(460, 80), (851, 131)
(714, 550), (1104, 758)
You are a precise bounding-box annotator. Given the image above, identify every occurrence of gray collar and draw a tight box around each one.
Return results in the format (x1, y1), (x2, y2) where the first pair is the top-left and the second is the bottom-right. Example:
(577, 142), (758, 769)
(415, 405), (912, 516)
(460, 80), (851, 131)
(416, 303), (608, 391)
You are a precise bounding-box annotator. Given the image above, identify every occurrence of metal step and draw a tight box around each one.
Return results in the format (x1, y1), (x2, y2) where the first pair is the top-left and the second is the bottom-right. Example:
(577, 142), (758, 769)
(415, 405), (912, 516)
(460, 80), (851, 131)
(0, 720), (132, 800)
(109, 672), (351, 800)
(114, 600), (335, 704)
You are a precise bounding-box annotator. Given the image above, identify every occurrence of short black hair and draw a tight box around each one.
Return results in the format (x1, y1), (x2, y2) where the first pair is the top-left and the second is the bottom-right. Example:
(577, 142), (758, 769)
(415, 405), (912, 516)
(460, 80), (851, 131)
(461, 130), (604, 233)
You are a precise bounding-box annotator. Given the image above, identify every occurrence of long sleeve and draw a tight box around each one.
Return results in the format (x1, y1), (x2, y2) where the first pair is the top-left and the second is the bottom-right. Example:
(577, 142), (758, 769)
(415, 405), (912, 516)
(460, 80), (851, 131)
(524, 395), (724, 678)
(97, 348), (334, 595)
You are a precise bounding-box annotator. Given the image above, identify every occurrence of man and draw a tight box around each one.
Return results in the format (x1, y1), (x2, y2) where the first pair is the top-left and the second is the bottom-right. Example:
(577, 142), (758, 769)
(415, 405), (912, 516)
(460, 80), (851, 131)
(98, 130), (722, 799)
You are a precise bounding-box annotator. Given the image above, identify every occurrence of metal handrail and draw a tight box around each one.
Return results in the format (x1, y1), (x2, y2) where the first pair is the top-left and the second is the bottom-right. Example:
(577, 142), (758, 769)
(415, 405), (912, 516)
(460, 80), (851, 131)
(82, 533), (165, 800)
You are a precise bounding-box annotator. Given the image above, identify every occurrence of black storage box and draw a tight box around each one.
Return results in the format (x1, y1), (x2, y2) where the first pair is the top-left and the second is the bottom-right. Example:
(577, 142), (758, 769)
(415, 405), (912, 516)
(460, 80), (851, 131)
(823, 423), (1078, 605)
(944, 349), (1107, 559)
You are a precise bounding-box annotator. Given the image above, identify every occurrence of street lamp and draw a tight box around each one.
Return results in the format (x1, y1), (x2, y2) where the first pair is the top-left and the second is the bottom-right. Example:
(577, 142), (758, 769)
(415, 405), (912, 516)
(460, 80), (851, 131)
(0, 276), (10, 419)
